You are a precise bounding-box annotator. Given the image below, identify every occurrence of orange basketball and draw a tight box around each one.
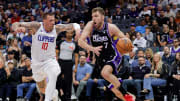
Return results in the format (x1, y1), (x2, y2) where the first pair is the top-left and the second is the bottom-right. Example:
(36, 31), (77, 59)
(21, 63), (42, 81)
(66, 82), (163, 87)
(116, 38), (133, 54)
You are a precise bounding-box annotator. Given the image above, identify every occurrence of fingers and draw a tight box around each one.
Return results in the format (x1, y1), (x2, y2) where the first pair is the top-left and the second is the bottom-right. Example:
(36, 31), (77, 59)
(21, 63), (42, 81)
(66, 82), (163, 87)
(94, 46), (103, 56)
(14, 27), (26, 33)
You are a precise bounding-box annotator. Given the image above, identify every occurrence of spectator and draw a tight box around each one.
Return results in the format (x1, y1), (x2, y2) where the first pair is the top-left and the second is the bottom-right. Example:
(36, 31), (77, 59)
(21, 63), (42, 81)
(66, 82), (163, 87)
(16, 57), (36, 101)
(131, 49), (151, 68)
(21, 29), (32, 58)
(6, 51), (17, 68)
(128, 5), (139, 18)
(144, 14), (151, 26)
(175, 11), (180, 25)
(44, 1), (55, 13)
(164, 5), (176, 18)
(17, 54), (27, 69)
(157, 0), (168, 8)
(122, 56), (150, 99)
(168, 16), (177, 32)
(133, 32), (147, 48)
(112, 5), (123, 20)
(138, 4), (151, 17)
(156, 24), (169, 50)
(167, 28), (177, 46)
(141, 53), (170, 101)
(8, 38), (21, 61)
(135, 19), (148, 34)
(171, 52), (180, 99)
(11, 12), (21, 24)
(147, 0), (157, 10)
(0, 56), (7, 101)
(72, 55), (93, 100)
(61, 8), (70, 24)
(157, 10), (169, 26)
(7, 30), (21, 42)
(145, 48), (154, 65)
(129, 47), (138, 65)
(127, 23), (137, 41)
(0, 60), (20, 101)
(170, 38), (180, 54)
(169, 0), (180, 5)
(171, 3), (180, 14)
(136, 0), (143, 14)
(176, 24), (180, 40)
(162, 46), (175, 66)
(144, 27), (154, 47)
(127, 0), (137, 10)
(151, 19), (160, 39)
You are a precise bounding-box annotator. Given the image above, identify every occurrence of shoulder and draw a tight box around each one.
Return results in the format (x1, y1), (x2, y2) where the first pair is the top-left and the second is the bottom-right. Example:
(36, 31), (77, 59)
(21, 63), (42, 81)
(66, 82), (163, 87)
(85, 21), (94, 29)
(85, 63), (93, 68)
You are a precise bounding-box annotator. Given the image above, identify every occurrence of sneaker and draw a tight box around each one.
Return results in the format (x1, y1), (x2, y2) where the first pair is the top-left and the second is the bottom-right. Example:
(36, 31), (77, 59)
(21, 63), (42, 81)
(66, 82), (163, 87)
(97, 86), (106, 91)
(71, 95), (77, 100)
(124, 92), (136, 101)
(140, 89), (150, 94)
(52, 89), (60, 101)
(5, 97), (10, 101)
(0, 98), (2, 101)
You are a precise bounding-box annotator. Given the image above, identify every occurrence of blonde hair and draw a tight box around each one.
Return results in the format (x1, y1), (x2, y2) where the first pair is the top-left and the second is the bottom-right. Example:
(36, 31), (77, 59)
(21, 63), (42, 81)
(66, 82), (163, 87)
(92, 7), (105, 15)
(163, 24), (169, 33)
(145, 48), (154, 58)
(151, 53), (163, 73)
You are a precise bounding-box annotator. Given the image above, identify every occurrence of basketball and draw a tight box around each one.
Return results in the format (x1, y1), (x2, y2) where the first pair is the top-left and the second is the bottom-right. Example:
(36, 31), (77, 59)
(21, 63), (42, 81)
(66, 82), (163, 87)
(116, 38), (133, 54)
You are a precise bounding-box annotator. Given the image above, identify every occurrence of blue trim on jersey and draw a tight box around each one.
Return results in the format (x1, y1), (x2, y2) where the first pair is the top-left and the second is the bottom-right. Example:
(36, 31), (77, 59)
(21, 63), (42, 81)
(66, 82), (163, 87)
(105, 22), (122, 74)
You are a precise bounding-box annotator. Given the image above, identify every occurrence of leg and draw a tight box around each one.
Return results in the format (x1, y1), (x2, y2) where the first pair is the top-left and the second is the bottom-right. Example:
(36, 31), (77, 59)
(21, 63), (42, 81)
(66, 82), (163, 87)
(97, 79), (107, 96)
(143, 78), (153, 100)
(25, 83), (36, 100)
(62, 61), (73, 100)
(17, 83), (28, 98)
(134, 79), (142, 98)
(122, 79), (134, 91)
(86, 79), (95, 97)
(0, 84), (6, 100)
(44, 59), (61, 101)
(101, 65), (125, 101)
(75, 81), (87, 98)
(36, 79), (46, 94)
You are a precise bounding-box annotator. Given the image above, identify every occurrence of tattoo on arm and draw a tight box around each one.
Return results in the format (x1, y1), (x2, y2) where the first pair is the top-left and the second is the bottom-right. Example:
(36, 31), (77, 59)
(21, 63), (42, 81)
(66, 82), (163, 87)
(12, 22), (41, 32)
(56, 24), (74, 34)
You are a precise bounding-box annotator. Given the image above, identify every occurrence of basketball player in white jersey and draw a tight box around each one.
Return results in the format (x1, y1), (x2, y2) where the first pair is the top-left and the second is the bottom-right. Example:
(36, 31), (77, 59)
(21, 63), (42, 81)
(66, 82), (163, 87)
(12, 13), (81, 101)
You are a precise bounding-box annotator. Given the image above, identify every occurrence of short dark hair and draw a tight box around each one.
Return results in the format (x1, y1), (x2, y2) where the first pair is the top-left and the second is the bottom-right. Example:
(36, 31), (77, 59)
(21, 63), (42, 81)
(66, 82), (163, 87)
(92, 7), (105, 15)
(42, 12), (54, 19)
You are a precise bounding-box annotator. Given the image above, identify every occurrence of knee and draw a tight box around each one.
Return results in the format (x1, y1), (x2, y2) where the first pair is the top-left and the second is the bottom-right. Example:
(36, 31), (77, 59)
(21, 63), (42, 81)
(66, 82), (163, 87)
(101, 70), (109, 79)
(17, 84), (23, 89)
(30, 84), (36, 88)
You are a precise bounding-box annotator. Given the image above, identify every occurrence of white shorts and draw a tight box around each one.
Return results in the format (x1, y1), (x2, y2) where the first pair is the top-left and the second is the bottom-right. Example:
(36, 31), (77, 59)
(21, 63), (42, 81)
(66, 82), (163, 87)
(31, 58), (61, 82)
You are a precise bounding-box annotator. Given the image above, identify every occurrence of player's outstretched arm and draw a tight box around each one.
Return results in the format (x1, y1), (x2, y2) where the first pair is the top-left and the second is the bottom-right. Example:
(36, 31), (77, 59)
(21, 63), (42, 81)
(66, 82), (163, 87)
(56, 23), (81, 35)
(12, 22), (41, 34)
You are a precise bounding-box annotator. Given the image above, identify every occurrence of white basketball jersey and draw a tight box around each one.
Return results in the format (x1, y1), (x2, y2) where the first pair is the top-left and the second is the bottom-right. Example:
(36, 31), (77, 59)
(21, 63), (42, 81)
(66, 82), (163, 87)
(31, 22), (57, 63)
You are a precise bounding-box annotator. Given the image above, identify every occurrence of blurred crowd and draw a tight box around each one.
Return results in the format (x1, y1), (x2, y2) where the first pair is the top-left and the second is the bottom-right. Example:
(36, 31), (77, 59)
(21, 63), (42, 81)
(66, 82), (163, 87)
(0, 0), (180, 101)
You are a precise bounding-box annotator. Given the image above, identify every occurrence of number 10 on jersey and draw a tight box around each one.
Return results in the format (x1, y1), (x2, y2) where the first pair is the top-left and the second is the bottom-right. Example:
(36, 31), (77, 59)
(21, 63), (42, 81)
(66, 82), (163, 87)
(42, 42), (48, 50)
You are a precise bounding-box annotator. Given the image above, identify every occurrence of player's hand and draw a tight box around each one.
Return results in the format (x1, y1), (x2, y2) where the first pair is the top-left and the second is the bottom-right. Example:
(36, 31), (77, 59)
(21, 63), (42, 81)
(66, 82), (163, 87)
(73, 80), (79, 85)
(14, 27), (26, 33)
(93, 46), (103, 56)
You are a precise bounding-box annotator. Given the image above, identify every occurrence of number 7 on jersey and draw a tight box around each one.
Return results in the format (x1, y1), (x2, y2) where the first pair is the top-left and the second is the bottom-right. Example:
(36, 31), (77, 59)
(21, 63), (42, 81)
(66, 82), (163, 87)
(42, 42), (48, 50)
